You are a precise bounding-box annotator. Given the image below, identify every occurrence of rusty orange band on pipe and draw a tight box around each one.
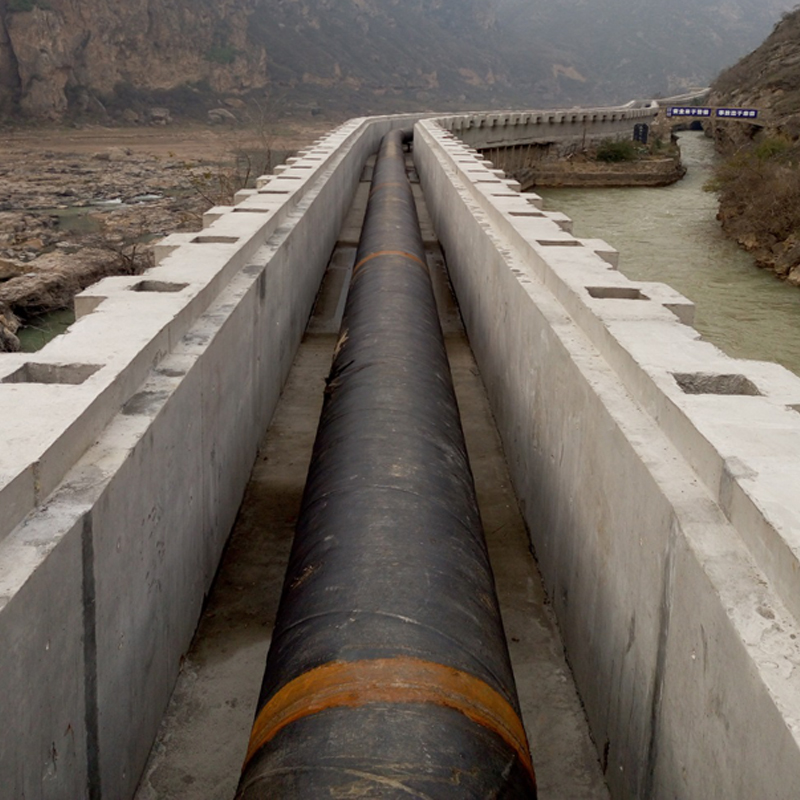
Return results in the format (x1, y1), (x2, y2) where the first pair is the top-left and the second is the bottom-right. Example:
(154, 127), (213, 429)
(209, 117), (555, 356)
(352, 249), (428, 275)
(243, 657), (535, 781)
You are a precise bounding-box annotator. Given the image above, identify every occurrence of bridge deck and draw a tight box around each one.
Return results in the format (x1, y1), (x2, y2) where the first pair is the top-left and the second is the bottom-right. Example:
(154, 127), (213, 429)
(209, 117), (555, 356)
(133, 158), (608, 799)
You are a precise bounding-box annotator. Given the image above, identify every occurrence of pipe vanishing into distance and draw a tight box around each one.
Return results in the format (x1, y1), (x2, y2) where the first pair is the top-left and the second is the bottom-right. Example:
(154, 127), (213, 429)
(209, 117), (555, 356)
(237, 129), (537, 798)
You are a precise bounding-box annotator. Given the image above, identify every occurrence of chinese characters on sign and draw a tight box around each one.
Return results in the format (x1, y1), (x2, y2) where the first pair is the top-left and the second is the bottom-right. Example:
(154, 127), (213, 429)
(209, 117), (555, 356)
(667, 107), (712, 117)
(715, 108), (759, 119)
(666, 106), (759, 119)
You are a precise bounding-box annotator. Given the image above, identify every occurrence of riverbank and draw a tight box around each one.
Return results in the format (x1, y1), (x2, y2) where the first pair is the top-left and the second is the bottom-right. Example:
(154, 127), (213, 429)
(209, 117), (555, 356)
(0, 122), (328, 350)
(708, 137), (800, 288)
(539, 131), (800, 378)
(515, 153), (686, 190)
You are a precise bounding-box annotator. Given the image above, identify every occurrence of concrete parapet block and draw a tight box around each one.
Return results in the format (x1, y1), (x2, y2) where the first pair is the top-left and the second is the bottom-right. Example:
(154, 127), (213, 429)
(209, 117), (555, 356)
(521, 191), (544, 209)
(577, 237), (620, 269)
(637, 281), (695, 324)
(203, 205), (235, 227)
(233, 188), (258, 204)
(153, 233), (195, 265)
(542, 211), (573, 233)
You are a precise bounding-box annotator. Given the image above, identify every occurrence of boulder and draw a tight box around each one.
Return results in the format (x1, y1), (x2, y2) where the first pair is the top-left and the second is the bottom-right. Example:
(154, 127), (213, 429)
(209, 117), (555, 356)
(0, 258), (24, 282)
(0, 303), (20, 352)
(208, 107), (237, 124)
(149, 107), (171, 125)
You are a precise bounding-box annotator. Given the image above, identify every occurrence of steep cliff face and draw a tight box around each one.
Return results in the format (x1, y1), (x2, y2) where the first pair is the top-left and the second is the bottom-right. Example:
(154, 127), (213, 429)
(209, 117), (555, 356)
(709, 9), (800, 151)
(0, 0), (268, 119)
(0, 0), (792, 121)
(496, 0), (791, 105)
(707, 9), (800, 285)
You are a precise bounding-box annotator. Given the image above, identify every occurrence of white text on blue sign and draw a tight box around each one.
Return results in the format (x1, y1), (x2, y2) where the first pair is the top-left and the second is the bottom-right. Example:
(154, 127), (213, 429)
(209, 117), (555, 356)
(715, 108), (759, 119)
(667, 107), (712, 117)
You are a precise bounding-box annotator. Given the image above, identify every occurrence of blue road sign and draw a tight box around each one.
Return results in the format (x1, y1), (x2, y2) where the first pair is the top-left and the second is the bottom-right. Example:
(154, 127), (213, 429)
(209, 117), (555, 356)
(715, 108), (759, 119)
(666, 106), (759, 120)
(667, 106), (711, 117)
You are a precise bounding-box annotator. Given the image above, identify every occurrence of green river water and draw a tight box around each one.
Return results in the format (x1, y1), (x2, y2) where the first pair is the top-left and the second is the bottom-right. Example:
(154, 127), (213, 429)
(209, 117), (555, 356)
(540, 131), (800, 378)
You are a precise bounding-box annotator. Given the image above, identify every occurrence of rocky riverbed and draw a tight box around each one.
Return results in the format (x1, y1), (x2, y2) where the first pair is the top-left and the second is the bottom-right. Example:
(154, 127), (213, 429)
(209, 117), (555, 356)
(0, 123), (325, 350)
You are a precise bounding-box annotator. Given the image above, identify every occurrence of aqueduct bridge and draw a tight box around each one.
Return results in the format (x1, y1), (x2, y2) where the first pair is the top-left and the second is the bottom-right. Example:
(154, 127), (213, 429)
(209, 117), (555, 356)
(2, 104), (800, 799)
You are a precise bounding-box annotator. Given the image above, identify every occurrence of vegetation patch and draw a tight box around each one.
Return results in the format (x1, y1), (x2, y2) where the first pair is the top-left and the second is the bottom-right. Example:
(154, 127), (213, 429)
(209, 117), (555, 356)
(102, 81), (218, 120)
(7, 0), (49, 12)
(707, 134), (800, 283)
(205, 45), (239, 65)
(594, 138), (640, 163)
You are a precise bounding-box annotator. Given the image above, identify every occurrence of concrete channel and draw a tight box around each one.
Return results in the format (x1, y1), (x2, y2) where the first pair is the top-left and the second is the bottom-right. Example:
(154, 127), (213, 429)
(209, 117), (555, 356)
(133, 154), (609, 799)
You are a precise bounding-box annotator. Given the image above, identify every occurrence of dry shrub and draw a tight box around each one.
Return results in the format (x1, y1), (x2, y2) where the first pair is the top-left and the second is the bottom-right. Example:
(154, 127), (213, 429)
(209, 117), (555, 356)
(708, 136), (800, 274)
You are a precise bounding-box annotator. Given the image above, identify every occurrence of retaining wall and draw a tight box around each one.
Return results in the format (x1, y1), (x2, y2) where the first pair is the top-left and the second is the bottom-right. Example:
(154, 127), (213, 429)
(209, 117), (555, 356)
(0, 113), (418, 800)
(416, 117), (800, 798)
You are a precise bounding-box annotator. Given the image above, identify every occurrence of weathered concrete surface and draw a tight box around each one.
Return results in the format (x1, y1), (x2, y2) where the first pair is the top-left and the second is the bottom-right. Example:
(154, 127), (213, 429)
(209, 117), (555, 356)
(416, 117), (800, 799)
(0, 116), (422, 800)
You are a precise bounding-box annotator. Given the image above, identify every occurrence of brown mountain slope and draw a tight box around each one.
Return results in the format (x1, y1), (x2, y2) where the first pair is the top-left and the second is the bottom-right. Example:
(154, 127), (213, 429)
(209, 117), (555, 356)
(708, 9), (800, 285)
(0, 0), (792, 121)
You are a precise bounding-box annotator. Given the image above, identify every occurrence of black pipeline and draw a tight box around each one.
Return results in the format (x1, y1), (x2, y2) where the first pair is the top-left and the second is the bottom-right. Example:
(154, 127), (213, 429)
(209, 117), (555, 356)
(237, 128), (537, 798)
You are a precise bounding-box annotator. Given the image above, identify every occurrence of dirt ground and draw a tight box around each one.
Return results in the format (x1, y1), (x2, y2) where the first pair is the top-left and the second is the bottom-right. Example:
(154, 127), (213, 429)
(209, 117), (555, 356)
(0, 120), (331, 350)
(0, 121), (330, 160)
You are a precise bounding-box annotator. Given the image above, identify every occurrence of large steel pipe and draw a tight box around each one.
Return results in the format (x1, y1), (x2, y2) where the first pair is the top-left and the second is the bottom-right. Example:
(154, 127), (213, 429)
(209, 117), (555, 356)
(237, 129), (537, 798)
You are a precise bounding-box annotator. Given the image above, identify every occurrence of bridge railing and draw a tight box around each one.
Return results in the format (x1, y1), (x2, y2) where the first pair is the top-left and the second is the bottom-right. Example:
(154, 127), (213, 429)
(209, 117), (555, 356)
(438, 104), (659, 149)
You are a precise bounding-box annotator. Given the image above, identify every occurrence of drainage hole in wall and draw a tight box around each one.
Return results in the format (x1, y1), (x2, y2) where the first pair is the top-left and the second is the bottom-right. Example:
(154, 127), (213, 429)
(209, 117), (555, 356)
(672, 372), (762, 396)
(192, 236), (239, 244)
(586, 287), (648, 300)
(790, 404), (800, 415)
(233, 207), (272, 214)
(536, 239), (582, 247)
(131, 281), (189, 293)
(509, 211), (545, 217)
(257, 189), (291, 195)
(2, 362), (101, 385)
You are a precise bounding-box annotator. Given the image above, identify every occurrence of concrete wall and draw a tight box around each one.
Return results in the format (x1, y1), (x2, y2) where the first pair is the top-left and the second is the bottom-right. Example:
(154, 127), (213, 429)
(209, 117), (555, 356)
(2, 101), (799, 800)
(0, 113), (419, 800)
(415, 117), (800, 798)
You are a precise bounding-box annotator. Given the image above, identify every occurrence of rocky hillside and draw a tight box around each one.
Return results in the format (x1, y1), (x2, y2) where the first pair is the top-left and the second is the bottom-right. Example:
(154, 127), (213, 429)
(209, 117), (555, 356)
(710, 8), (800, 149)
(0, 0), (792, 122)
(495, 0), (791, 105)
(707, 9), (800, 286)
(0, 0), (268, 120)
